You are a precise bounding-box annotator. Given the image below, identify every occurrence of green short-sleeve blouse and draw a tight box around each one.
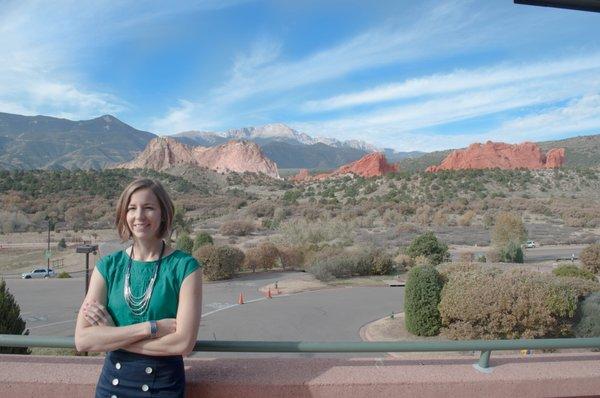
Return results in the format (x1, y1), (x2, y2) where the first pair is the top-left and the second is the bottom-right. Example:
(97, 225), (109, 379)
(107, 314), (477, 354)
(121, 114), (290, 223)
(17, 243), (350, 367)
(95, 249), (201, 326)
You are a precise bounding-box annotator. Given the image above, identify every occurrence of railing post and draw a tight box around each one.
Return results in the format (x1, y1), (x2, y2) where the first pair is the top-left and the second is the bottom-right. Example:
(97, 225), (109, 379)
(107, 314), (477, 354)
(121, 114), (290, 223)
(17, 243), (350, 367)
(475, 350), (492, 372)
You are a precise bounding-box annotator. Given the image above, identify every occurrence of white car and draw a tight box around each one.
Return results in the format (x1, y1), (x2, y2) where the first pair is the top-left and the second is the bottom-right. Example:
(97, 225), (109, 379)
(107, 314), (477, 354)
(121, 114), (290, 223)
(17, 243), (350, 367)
(525, 241), (536, 249)
(21, 268), (56, 279)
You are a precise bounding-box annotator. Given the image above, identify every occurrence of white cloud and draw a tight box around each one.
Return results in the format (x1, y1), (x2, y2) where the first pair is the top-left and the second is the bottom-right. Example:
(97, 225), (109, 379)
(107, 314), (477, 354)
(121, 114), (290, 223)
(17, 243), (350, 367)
(490, 94), (600, 140)
(0, 0), (251, 120)
(302, 54), (600, 112)
(290, 73), (600, 151)
(212, 0), (484, 104)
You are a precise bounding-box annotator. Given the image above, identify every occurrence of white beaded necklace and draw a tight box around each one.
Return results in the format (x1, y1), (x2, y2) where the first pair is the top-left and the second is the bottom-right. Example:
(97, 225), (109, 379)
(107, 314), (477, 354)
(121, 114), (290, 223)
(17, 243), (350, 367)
(123, 241), (165, 316)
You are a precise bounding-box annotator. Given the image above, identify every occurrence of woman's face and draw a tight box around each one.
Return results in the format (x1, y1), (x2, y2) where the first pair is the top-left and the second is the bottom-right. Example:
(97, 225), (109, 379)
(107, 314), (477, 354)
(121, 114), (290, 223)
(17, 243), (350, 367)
(126, 188), (162, 242)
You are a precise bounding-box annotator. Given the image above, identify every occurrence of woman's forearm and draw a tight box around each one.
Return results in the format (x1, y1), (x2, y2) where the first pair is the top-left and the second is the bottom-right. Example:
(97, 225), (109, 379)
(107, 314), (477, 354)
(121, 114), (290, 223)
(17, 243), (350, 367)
(75, 322), (150, 352)
(122, 331), (195, 356)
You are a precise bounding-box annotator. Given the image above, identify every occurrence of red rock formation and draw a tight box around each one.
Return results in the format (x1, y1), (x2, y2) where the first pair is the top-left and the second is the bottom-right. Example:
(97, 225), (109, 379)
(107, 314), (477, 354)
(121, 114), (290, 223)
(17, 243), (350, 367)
(291, 168), (310, 182)
(292, 152), (398, 182)
(545, 148), (566, 169)
(115, 137), (280, 178)
(426, 141), (566, 172)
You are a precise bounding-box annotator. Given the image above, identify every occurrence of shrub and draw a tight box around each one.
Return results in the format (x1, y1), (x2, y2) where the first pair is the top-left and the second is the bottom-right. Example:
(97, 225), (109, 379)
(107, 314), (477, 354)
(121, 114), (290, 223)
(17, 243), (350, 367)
(573, 292), (600, 337)
(459, 252), (475, 263)
(580, 243), (600, 274)
(278, 246), (305, 269)
(244, 242), (281, 272)
(193, 232), (214, 251)
(553, 265), (596, 281)
(219, 220), (256, 236)
(498, 241), (524, 263)
(175, 233), (194, 255)
(438, 267), (598, 340)
(394, 253), (414, 271)
(307, 247), (389, 280)
(247, 200), (275, 218)
(57, 271), (71, 278)
(57, 238), (67, 250)
(405, 232), (450, 265)
(0, 279), (29, 354)
(432, 210), (447, 226)
(458, 210), (476, 227)
(372, 252), (395, 275)
(491, 212), (527, 247)
(195, 245), (245, 281)
(404, 266), (443, 336)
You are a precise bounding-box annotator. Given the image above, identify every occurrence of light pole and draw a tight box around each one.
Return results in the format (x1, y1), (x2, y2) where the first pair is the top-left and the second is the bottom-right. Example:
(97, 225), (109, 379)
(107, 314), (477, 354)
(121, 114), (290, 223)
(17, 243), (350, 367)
(76, 244), (98, 295)
(44, 218), (55, 276)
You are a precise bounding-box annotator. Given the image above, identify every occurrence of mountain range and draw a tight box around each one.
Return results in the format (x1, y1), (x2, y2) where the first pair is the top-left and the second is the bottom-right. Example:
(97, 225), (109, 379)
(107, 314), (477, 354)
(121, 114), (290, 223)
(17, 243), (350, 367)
(0, 112), (418, 170)
(0, 111), (598, 171)
(0, 112), (154, 170)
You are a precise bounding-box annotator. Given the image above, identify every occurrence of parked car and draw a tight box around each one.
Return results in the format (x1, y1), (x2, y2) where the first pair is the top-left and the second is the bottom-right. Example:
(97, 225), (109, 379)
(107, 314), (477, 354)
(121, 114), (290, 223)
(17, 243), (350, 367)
(21, 268), (56, 279)
(525, 240), (536, 249)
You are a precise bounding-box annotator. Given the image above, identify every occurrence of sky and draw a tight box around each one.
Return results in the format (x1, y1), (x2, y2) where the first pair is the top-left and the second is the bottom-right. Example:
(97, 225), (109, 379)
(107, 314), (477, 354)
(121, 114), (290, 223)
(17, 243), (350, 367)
(1, 0), (599, 152)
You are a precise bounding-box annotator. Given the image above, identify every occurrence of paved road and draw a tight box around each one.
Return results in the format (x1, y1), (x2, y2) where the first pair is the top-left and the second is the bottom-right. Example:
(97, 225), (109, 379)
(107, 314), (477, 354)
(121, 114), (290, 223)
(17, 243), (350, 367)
(450, 244), (587, 263)
(4, 271), (404, 358)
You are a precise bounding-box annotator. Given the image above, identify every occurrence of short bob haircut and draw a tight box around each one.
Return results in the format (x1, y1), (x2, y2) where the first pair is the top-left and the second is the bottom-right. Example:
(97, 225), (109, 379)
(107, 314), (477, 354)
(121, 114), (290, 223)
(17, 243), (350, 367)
(115, 178), (174, 242)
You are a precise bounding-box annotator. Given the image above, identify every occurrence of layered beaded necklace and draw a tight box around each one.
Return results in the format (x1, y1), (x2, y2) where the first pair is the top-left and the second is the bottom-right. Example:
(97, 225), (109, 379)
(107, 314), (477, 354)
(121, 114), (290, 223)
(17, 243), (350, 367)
(123, 240), (165, 316)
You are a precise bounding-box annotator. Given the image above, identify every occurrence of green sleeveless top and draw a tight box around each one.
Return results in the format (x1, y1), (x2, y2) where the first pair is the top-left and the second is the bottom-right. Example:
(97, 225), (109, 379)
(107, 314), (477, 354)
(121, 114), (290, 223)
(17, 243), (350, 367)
(95, 249), (201, 326)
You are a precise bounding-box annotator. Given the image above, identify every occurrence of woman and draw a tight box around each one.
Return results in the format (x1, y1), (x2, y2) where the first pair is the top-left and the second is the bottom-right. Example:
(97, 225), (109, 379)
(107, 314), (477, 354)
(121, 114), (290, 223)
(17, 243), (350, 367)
(75, 178), (203, 397)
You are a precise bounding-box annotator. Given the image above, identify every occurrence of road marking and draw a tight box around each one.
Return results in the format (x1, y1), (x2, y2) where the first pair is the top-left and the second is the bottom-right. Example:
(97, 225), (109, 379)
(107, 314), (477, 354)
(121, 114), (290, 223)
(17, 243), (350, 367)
(29, 319), (76, 329)
(202, 297), (266, 318)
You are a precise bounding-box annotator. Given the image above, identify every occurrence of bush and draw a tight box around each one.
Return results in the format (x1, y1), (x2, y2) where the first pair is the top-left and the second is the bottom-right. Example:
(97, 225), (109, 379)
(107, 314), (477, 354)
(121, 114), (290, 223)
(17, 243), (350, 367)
(307, 247), (391, 281)
(278, 246), (305, 269)
(57, 271), (71, 278)
(244, 242), (281, 272)
(580, 243), (600, 274)
(372, 252), (395, 275)
(219, 220), (256, 236)
(438, 267), (598, 340)
(458, 210), (475, 227)
(247, 200), (275, 218)
(491, 212), (527, 248)
(573, 292), (600, 337)
(0, 279), (29, 354)
(175, 233), (194, 255)
(498, 241), (524, 263)
(195, 245), (245, 281)
(405, 232), (450, 265)
(553, 265), (596, 281)
(459, 252), (475, 263)
(404, 266), (443, 336)
(394, 253), (414, 271)
(57, 238), (67, 250)
(193, 232), (213, 251)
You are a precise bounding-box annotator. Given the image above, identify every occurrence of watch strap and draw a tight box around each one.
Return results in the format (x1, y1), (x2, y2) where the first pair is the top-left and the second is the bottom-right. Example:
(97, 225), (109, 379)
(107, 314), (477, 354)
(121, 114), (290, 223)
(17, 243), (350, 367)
(149, 320), (158, 338)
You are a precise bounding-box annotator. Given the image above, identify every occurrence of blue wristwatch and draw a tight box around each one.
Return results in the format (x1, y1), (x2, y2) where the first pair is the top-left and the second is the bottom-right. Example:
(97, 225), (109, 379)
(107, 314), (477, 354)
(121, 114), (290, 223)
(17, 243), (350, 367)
(149, 320), (158, 338)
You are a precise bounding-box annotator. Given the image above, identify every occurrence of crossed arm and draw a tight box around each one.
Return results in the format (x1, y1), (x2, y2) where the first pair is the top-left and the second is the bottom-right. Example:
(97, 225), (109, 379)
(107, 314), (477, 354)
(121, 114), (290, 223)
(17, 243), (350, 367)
(74, 266), (202, 356)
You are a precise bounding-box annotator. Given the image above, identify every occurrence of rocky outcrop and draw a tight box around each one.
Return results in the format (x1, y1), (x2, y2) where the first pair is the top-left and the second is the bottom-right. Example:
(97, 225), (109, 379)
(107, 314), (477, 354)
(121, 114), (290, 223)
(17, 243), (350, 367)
(114, 137), (280, 178)
(545, 148), (566, 169)
(292, 152), (398, 182)
(426, 141), (566, 172)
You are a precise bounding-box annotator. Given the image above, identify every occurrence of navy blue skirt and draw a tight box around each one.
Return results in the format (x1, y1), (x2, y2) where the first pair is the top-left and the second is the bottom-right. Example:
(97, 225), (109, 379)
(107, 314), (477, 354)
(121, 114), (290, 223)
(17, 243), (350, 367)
(95, 350), (185, 398)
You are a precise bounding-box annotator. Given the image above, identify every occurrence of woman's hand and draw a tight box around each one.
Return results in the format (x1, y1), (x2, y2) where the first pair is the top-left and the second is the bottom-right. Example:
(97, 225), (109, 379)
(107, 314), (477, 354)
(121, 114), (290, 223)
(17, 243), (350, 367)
(83, 299), (115, 327)
(155, 318), (177, 338)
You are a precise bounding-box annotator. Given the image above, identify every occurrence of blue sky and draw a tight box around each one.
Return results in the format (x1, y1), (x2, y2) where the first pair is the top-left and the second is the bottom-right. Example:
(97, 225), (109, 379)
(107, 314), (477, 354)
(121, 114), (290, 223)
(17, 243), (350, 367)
(1, 0), (599, 152)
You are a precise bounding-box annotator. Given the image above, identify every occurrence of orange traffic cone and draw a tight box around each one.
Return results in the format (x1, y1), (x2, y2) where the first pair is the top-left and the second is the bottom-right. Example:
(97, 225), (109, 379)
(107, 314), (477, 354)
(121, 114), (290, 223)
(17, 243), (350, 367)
(267, 288), (272, 299)
(238, 292), (244, 305)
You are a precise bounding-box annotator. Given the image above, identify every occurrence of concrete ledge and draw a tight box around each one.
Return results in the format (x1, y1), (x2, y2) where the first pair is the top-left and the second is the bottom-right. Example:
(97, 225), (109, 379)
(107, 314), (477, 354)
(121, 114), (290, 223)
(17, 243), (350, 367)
(2, 352), (600, 397)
